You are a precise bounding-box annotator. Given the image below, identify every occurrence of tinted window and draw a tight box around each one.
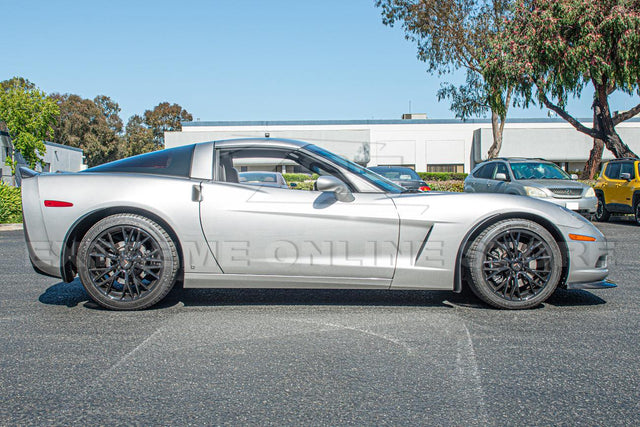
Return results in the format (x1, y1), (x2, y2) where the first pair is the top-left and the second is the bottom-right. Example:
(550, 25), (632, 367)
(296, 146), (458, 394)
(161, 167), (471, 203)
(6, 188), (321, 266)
(493, 163), (510, 180)
(605, 162), (621, 180)
(85, 145), (195, 177)
(620, 162), (635, 179)
(474, 163), (495, 179)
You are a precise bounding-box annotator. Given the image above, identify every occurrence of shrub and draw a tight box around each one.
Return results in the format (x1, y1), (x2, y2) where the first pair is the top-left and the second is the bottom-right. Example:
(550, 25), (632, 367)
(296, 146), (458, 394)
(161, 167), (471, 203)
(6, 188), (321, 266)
(417, 172), (468, 181)
(0, 183), (22, 223)
(425, 181), (464, 192)
(283, 173), (319, 183)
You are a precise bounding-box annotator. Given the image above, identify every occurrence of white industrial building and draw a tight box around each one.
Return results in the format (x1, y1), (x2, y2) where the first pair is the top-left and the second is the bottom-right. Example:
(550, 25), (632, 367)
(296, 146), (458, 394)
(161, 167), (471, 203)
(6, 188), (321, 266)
(1, 131), (85, 185)
(165, 117), (640, 173)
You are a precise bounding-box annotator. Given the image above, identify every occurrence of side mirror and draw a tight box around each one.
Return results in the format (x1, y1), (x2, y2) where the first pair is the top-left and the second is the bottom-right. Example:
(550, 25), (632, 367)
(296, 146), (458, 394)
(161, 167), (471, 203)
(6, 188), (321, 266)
(316, 175), (355, 202)
(570, 174), (579, 180)
(494, 172), (508, 181)
(620, 172), (631, 181)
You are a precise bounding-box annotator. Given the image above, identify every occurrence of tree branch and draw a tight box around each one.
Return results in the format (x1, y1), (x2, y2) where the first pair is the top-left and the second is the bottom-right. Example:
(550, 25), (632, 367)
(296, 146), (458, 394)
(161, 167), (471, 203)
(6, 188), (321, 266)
(538, 92), (599, 138)
(613, 102), (640, 125)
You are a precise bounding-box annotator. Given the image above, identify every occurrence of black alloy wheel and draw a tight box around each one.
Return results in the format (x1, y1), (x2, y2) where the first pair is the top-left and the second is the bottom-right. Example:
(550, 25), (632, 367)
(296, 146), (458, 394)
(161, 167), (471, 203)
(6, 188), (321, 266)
(466, 219), (562, 309)
(78, 214), (178, 310)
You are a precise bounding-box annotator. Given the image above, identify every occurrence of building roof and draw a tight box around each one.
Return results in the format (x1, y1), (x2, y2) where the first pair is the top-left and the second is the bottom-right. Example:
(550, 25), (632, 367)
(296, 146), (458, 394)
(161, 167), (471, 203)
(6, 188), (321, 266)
(182, 117), (640, 127)
(44, 141), (84, 153)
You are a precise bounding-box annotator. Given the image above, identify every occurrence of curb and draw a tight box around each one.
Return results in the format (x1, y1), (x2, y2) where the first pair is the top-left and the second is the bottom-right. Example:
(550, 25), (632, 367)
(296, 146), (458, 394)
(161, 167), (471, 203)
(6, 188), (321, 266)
(0, 223), (23, 232)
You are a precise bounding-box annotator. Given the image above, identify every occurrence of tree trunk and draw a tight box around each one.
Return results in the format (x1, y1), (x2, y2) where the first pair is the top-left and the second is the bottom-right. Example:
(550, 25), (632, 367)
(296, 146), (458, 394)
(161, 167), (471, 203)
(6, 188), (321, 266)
(581, 102), (605, 179)
(595, 84), (638, 159)
(487, 110), (505, 158)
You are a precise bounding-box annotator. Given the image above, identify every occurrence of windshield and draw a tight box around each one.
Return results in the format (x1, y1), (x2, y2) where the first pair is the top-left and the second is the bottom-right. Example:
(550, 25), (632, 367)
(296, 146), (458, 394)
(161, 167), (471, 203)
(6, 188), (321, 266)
(510, 162), (571, 180)
(368, 167), (421, 181)
(305, 145), (405, 193)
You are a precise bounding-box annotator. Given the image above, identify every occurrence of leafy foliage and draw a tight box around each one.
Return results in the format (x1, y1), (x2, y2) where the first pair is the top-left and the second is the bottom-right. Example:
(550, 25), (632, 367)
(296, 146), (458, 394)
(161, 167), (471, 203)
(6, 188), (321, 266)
(485, 0), (640, 159)
(0, 81), (59, 170)
(376, 0), (514, 157)
(0, 183), (22, 223)
(143, 102), (193, 148)
(122, 114), (156, 157)
(94, 95), (123, 134)
(282, 173), (320, 182)
(51, 93), (121, 167)
(417, 172), (468, 181)
(425, 180), (465, 192)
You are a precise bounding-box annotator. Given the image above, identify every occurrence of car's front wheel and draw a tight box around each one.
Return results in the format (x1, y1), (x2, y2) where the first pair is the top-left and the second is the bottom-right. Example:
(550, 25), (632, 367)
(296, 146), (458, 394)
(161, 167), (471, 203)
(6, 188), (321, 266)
(465, 219), (563, 309)
(594, 194), (610, 222)
(77, 214), (179, 310)
(635, 202), (640, 226)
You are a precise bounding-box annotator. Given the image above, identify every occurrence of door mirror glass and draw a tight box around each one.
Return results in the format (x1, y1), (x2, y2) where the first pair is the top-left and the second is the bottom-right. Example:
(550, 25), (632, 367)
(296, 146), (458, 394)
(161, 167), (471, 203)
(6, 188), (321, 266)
(316, 176), (355, 202)
(620, 172), (631, 181)
(494, 172), (508, 181)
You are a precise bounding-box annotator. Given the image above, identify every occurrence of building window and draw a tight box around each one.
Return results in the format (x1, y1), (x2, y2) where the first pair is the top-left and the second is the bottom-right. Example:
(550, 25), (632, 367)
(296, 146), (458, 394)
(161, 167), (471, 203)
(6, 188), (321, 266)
(427, 164), (464, 173)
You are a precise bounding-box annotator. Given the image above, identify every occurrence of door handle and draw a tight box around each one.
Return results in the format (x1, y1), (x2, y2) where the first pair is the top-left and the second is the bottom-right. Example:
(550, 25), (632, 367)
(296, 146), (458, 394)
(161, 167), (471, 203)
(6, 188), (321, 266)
(192, 184), (203, 202)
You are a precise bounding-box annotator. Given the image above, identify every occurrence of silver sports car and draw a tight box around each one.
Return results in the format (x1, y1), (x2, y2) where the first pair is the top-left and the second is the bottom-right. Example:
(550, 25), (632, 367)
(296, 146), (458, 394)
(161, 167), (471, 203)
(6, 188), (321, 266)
(20, 138), (614, 310)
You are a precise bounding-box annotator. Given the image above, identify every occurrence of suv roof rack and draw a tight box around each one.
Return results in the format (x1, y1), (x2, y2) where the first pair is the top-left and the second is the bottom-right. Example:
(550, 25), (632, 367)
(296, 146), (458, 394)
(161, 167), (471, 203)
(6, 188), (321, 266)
(607, 157), (640, 162)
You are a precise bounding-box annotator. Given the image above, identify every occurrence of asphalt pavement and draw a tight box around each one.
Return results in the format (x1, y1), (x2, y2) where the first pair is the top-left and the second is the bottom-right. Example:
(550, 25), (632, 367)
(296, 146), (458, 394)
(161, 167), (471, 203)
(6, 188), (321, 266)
(1, 219), (639, 426)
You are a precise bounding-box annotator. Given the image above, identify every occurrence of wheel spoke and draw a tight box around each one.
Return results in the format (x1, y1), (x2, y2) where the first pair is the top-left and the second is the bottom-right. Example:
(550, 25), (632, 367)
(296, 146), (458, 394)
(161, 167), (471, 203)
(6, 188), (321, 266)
(482, 227), (554, 302)
(87, 225), (163, 302)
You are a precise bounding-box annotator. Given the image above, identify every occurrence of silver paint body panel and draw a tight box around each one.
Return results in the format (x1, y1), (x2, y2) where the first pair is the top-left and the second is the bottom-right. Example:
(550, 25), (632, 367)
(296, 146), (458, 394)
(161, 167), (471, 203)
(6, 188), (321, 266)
(21, 138), (610, 292)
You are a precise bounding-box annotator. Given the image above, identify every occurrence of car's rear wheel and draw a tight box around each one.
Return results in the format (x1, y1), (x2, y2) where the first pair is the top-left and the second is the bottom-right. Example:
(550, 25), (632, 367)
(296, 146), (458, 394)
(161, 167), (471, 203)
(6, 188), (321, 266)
(77, 214), (179, 310)
(594, 194), (610, 222)
(635, 202), (640, 226)
(465, 219), (562, 309)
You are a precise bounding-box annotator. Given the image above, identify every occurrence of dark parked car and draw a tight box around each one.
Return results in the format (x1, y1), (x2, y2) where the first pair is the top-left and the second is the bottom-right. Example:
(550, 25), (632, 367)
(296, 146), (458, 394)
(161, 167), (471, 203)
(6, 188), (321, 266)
(368, 166), (431, 192)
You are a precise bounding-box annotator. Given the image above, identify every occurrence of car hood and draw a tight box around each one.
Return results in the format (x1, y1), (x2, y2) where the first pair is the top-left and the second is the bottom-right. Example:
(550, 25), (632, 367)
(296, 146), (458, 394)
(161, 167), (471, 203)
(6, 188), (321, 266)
(387, 191), (594, 230)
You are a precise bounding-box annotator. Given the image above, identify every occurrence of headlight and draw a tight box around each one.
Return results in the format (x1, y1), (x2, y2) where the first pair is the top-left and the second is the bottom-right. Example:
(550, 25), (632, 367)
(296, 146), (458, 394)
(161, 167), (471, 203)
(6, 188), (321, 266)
(524, 186), (548, 198)
(585, 187), (596, 198)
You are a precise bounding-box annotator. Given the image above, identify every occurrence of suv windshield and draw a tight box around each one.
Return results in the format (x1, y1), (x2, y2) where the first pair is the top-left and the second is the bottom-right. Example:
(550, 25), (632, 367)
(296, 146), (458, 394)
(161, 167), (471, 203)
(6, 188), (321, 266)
(368, 167), (420, 181)
(510, 162), (570, 180)
(305, 145), (404, 193)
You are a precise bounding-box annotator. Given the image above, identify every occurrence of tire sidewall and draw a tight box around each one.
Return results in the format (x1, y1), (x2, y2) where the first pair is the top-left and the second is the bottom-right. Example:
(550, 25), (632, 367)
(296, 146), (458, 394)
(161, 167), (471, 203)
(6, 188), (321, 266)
(467, 219), (563, 309)
(77, 214), (177, 310)
(595, 194), (609, 222)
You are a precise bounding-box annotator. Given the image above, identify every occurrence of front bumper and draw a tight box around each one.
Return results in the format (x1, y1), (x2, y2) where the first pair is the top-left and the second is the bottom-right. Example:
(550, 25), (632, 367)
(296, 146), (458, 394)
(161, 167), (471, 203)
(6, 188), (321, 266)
(566, 279), (617, 290)
(544, 196), (597, 215)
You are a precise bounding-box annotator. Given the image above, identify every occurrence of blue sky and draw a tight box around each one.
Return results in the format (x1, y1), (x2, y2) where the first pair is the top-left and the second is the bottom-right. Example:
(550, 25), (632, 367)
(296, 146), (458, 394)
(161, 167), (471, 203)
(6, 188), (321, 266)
(2, 0), (638, 124)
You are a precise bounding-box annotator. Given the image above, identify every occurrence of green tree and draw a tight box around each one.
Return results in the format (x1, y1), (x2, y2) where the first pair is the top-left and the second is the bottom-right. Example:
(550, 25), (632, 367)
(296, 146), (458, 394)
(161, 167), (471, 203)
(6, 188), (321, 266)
(485, 0), (640, 178)
(376, 0), (514, 158)
(122, 114), (155, 157)
(143, 102), (193, 148)
(51, 93), (121, 167)
(94, 95), (123, 134)
(0, 79), (59, 170)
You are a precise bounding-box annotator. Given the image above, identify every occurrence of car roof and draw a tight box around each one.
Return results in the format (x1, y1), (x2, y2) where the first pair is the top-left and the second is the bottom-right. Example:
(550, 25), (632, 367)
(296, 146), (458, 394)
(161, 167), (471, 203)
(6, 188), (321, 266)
(208, 138), (310, 150)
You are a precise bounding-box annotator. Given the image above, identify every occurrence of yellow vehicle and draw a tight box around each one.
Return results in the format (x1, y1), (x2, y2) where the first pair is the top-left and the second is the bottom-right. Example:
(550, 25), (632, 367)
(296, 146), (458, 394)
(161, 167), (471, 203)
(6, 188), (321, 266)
(593, 158), (640, 224)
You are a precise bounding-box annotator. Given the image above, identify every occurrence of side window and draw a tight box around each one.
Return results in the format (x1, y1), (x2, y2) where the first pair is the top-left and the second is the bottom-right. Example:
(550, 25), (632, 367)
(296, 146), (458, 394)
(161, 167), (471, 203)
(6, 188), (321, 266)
(620, 162), (634, 179)
(605, 162), (621, 180)
(493, 163), (509, 180)
(215, 147), (348, 191)
(475, 163), (495, 179)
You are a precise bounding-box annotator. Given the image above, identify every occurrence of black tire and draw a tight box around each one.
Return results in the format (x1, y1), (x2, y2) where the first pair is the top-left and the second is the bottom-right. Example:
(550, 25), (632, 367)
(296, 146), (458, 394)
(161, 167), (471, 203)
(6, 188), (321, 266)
(594, 194), (610, 222)
(465, 219), (563, 309)
(77, 214), (179, 310)
(635, 201), (640, 226)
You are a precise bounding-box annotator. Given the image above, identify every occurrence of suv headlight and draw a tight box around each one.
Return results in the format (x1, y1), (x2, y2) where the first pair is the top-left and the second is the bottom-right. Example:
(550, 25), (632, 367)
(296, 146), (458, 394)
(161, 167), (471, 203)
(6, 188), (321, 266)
(524, 186), (548, 198)
(585, 187), (596, 198)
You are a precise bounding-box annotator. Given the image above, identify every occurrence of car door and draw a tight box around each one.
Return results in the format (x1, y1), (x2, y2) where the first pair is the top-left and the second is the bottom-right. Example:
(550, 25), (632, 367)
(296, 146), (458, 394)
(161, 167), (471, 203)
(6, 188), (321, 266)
(468, 163), (495, 193)
(616, 161), (636, 209)
(601, 162), (621, 206)
(487, 162), (510, 194)
(199, 146), (400, 280)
